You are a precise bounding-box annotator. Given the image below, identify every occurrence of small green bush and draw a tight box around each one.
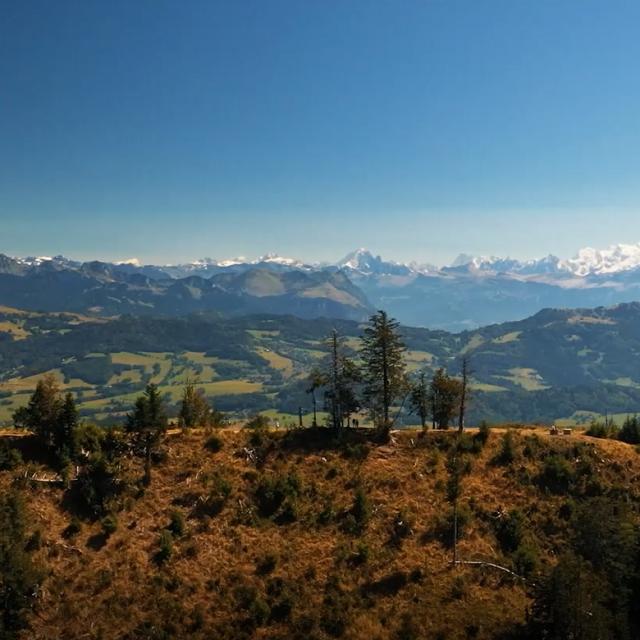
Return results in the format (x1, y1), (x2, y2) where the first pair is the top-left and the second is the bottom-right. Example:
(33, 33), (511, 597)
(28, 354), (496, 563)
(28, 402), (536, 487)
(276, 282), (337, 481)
(512, 540), (539, 577)
(342, 442), (370, 460)
(204, 434), (223, 453)
(156, 530), (173, 564)
(254, 472), (301, 521)
(101, 513), (118, 537)
(538, 455), (575, 494)
(0, 441), (22, 470)
(246, 414), (271, 431)
(349, 541), (370, 566)
(341, 485), (371, 535)
(63, 517), (82, 539)
(390, 509), (414, 547)
(167, 509), (185, 537)
(194, 473), (232, 518)
(495, 509), (525, 553)
(492, 431), (516, 466)
(256, 552), (278, 575)
(433, 504), (472, 547)
(475, 421), (491, 447)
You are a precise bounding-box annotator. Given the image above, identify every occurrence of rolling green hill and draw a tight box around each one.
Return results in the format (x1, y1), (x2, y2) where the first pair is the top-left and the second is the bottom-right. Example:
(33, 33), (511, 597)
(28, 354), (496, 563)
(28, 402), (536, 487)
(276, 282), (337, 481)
(2, 303), (640, 426)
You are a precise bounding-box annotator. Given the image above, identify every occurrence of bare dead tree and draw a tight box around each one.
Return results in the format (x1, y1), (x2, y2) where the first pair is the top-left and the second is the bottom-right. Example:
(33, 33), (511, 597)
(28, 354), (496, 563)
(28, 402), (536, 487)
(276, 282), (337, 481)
(458, 356), (472, 433)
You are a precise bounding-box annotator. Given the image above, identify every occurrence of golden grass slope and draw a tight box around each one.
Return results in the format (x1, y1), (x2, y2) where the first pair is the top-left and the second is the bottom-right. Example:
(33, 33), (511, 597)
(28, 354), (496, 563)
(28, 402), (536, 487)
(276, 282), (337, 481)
(4, 427), (640, 639)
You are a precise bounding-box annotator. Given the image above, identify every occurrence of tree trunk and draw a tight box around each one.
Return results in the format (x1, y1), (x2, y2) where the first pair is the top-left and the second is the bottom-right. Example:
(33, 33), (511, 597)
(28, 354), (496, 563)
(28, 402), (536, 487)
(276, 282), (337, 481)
(458, 357), (469, 433)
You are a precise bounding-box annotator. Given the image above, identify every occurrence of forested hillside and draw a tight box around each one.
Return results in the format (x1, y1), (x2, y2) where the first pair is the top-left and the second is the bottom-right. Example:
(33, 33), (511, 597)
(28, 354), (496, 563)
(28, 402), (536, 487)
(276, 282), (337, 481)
(2, 303), (640, 426)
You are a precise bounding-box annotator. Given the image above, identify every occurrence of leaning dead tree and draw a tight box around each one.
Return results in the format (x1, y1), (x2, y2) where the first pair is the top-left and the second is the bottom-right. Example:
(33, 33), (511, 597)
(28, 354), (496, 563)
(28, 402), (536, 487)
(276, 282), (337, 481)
(447, 433), (526, 581)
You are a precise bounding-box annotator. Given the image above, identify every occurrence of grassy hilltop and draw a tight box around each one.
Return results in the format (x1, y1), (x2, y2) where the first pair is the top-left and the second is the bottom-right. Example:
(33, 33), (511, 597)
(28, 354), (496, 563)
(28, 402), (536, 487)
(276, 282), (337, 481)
(3, 425), (640, 639)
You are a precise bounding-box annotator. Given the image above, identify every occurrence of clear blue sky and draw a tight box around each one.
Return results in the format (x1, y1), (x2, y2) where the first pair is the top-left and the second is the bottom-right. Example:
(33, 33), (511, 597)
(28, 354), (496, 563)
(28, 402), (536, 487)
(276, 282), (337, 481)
(2, 0), (640, 265)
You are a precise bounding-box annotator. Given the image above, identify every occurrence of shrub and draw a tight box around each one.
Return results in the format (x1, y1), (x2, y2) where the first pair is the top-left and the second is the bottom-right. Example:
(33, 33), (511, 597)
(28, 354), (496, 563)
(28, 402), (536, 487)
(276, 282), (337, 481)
(167, 509), (185, 537)
(234, 584), (271, 627)
(618, 415), (640, 444)
(585, 420), (618, 439)
(362, 571), (409, 597)
(266, 576), (296, 622)
(321, 575), (352, 637)
(194, 473), (232, 518)
(512, 540), (539, 577)
(254, 472), (301, 521)
(522, 434), (542, 459)
(538, 455), (574, 494)
(433, 504), (472, 547)
(395, 613), (421, 640)
(495, 509), (525, 553)
(390, 509), (414, 547)
(0, 490), (44, 636)
(156, 530), (173, 564)
(246, 414), (271, 431)
(342, 442), (370, 460)
(101, 513), (118, 536)
(204, 434), (223, 453)
(63, 517), (82, 539)
(75, 453), (122, 517)
(451, 574), (467, 599)
(492, 431), (516, 465)
(25, 529), (42, 552)
(456, 433), (482, 455)
(348, 541), (370, 567)
(342, 485), (371, 535)
(256, 552), (278, 575)
(0, 441), (22, 470)
(475, 421), (491, 447)
(316, 499), (336, 526)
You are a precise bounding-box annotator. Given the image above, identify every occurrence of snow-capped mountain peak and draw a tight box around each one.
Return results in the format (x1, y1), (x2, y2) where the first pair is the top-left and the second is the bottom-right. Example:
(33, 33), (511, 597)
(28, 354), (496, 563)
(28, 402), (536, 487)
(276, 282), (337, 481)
(338, 248), (377, 271)
(337, 248), (415, 276)
(562, 243), (640, 276)
(256, 253), (306, 268)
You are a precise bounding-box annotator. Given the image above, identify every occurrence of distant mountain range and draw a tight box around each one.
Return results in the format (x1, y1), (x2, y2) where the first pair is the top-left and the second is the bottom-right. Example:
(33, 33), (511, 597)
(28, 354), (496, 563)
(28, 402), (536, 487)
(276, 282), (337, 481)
(3, 242), (640, 329)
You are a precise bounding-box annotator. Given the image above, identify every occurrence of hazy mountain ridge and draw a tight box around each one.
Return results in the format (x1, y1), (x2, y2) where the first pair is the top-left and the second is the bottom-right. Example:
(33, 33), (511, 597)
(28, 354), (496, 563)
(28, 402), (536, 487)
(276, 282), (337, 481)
(0, 256), (372, 322)
(3, 242), (640, 329)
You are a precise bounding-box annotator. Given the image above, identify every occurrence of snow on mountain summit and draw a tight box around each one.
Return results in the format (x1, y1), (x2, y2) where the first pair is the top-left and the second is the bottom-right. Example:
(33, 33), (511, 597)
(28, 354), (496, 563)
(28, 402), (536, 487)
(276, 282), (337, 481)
(562, 243), (640, 276)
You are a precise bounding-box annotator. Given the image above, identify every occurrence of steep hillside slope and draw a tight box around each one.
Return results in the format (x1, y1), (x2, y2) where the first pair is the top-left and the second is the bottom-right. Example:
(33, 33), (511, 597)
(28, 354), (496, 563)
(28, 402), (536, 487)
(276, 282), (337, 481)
(3, 427), (640, 639)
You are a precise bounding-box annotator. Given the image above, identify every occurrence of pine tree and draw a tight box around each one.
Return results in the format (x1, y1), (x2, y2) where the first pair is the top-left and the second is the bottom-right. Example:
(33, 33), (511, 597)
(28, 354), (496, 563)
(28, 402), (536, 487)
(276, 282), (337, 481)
(0, 490), (42, 638)
(56, 392), (79, 456)
(360, 311), (407, 434)
(127, 383), (168, 484)
(409, 372), (430, 430)
(13, 373), (62, 446)
(178, 379), (215, 429)
(310, 330), (360, 429)
(429, 368), (463, 429)
(306, 368), (326, 428)
(326, 330), (360, 429)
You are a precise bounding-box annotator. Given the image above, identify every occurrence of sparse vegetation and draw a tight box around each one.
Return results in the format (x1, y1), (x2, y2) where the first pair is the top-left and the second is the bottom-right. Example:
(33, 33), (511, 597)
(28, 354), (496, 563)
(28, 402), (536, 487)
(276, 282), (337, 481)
(0, 425), (639, 638)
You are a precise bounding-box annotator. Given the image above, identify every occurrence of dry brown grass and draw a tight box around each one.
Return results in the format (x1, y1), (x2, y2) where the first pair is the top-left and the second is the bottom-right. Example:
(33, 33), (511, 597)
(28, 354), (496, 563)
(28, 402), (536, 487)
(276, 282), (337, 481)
(3, 427), (640, 639)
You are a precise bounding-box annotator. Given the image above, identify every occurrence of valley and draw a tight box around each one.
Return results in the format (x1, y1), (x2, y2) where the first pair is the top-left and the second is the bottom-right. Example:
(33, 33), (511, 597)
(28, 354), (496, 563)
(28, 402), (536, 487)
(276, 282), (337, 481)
(2, 302), (640, 427)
